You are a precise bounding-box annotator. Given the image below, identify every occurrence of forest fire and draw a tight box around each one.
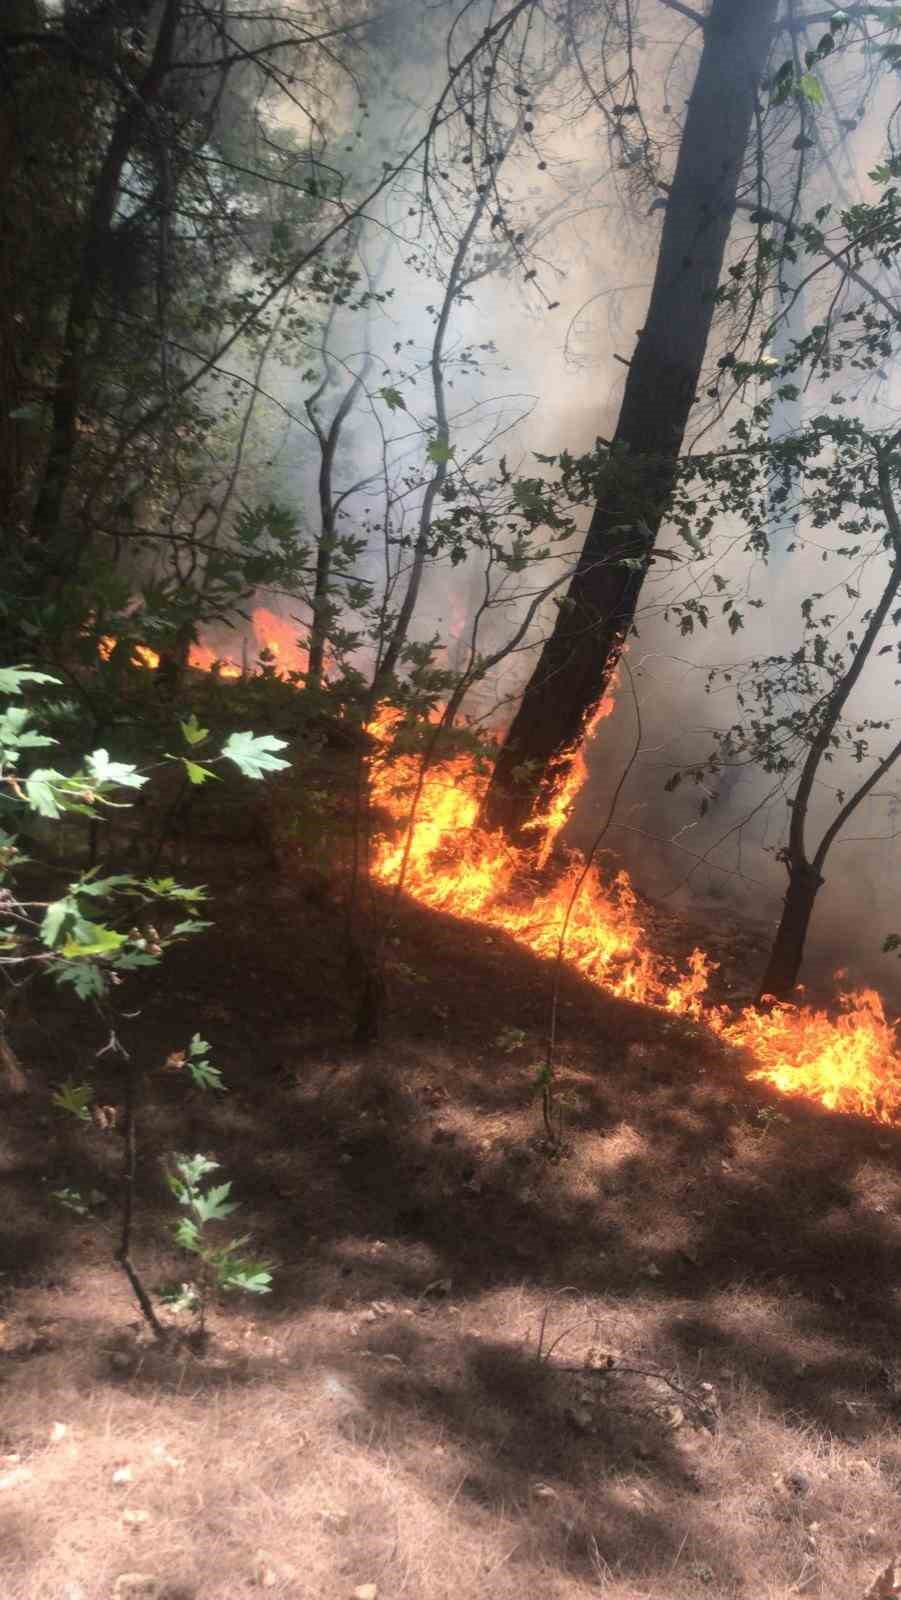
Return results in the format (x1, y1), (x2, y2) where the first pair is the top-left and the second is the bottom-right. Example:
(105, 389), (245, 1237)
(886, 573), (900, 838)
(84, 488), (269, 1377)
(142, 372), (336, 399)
(98, 607), (307, 679)
(368, 707), (901, 1126)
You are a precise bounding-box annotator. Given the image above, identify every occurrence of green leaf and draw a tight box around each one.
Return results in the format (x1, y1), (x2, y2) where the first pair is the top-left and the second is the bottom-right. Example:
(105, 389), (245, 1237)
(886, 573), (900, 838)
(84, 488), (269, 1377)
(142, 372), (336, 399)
(23, 768), (65, 818)
(378, 386), (407, 412)
(797, 72), (824, 104)
(60, 921), (127, 958)
(174, 1216), (201, 1252)
(54, 961), (106, 999)
(0, 706), (56, 751)
(193, 1183), (239, 1224)
(180, 714), (210, 747)
(51, 1186), (93, 1217)
(188, 1058), (225, 1092)
(51, 1079), (93, 1121)
(182, 759), (218, 786)
(142, 877), (207, 903)
(173, 1153), (220, 1187)
(41, 897), (76, 949)
(86, 750), (147, 790)
(170, 919), (213, 937)
(219, 1263), (273, 1295)
(426, 437), (455, 466)
(221, 731), (290, 780)
(0, 668), (59, 695)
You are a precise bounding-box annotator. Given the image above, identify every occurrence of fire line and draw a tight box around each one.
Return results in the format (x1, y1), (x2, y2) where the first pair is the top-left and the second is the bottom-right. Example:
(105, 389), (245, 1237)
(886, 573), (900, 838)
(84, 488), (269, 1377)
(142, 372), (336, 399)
(367, 706), (901, 1127)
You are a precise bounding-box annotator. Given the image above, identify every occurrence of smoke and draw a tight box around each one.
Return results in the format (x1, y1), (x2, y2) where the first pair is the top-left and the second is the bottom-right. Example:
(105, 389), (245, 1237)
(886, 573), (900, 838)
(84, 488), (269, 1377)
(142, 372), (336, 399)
(194, 1), (901, 997)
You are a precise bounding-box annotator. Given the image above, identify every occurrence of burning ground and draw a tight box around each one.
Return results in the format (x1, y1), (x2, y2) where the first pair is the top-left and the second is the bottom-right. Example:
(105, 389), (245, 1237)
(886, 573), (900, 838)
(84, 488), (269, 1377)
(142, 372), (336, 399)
(2, 748), (901, 1600)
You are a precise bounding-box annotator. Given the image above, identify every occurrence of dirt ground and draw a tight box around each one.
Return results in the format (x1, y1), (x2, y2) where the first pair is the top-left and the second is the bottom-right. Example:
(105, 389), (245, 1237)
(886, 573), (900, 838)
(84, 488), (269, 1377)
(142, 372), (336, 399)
(2, 834), (901, 1600)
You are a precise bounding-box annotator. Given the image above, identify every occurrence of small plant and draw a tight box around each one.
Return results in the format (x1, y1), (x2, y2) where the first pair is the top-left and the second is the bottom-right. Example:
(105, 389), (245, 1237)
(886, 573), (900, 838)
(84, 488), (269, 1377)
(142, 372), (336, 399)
(753, 1105), (791, 1133)
(50, 1184), (106, 1216)
(495, 1025), (526, 1053)
(0, 666), (287, 1340)
(533, 1058), (562, 1147)
(164, 1154), (273, 1337)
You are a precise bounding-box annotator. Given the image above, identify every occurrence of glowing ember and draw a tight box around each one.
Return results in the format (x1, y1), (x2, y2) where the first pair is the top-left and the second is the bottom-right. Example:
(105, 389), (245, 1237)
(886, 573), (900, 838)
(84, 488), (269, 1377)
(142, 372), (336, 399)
(367, 705), (901, 1126)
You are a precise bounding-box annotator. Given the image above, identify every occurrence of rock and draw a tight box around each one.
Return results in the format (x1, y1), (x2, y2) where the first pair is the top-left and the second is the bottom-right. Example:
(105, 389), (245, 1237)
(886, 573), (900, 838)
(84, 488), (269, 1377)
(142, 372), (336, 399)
(786, 1469), (811, 1496)
(352, 1586), (378, 1600)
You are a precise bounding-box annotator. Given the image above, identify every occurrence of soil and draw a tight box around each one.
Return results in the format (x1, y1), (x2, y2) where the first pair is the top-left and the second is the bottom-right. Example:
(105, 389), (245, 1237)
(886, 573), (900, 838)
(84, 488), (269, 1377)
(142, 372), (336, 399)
(1, 826), (901, 1600)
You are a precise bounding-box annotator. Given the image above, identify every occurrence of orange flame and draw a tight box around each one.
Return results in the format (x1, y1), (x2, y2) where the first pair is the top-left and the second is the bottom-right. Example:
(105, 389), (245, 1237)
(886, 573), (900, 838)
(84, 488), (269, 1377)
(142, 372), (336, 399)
(523, 694), (616, 869)
(367, 704), (901, 1126)
(97, 636), (161, 670)
(186, 641), (242, 679)
(99, 607), (308, 682)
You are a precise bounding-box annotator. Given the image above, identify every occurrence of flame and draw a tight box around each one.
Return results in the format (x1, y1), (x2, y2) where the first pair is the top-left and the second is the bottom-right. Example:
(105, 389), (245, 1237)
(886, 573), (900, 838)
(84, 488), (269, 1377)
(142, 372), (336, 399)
(523, 695), (615, 869)
(97, 636), (160, 670)
(368, 701), (707, 1011)
(718, 988), (901, 1123)
(367, 704), (901, 1126)
(98, 607), (307, 681)
(250, 607), (308, 675)
(187, 641), (242, 679)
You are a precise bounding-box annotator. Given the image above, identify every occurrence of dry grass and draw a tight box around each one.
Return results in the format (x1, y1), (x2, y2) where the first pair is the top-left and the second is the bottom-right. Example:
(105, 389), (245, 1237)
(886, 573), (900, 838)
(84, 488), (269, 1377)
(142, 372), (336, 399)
(2, 858), (901, 1600)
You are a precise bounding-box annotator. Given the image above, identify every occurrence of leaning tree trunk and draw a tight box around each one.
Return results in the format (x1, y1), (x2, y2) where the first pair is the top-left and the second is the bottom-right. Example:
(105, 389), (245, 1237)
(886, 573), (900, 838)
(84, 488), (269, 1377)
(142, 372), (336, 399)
(480, 0), (781, 840)
(756, 860), (823, 1004)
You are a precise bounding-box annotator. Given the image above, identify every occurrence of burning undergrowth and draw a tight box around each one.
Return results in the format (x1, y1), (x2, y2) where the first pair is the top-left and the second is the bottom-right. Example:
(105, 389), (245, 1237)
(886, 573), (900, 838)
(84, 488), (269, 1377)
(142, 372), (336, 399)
(367, 707), (901, 1128)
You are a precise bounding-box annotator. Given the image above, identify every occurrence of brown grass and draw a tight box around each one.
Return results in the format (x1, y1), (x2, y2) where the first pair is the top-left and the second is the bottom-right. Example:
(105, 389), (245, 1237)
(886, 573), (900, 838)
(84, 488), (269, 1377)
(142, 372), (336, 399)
(1, 844), (901, 1600)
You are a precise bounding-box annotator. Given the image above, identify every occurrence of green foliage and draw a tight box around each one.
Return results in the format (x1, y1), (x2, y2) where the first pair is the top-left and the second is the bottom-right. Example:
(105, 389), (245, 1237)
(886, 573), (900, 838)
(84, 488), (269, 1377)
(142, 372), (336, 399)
(221, 730), (290, 780)
(1, 669), (283, 1336)
(495, 1025), (526, 1053)
(52, 1079), (93, 1121)
(166, 1153), (273, 1326)
(51, 1186), (106, 1217)
(378, 386), (407, 412)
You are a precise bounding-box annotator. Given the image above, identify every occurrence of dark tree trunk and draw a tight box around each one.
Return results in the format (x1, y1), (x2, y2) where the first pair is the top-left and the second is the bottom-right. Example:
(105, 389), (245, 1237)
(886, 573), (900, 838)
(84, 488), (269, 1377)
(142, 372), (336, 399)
(480, 0), (781, 840)
(756, 860), (823, 1004)
(25, 0), (182, 591)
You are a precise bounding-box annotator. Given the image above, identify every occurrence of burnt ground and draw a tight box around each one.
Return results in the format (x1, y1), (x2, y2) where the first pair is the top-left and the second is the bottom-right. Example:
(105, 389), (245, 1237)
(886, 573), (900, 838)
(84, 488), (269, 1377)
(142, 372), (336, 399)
(1, 829), (901, 1600)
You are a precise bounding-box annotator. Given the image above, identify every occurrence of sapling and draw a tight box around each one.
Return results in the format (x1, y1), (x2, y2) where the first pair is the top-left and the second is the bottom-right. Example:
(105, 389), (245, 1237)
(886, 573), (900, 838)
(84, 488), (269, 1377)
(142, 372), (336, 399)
(162, 1153), (273, 1338)
(0, 666), (287, 1337)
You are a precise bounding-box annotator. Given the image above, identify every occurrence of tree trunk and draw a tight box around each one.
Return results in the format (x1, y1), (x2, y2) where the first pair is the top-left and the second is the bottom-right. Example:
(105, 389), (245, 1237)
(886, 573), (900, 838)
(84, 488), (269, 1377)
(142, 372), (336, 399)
(480, 0), (781, 840)
(756, 859), (823, 1004)
(25, 0), (182, 594)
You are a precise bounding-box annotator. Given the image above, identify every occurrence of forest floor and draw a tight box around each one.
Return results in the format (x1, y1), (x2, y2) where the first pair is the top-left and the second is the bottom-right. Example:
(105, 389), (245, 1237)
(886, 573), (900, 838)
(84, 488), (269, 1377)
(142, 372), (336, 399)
(2, 828), (901, 1600)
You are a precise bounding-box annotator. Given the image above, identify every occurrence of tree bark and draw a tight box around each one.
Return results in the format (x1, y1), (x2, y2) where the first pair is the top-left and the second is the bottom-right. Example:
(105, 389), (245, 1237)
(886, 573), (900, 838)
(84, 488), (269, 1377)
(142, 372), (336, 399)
(25, 0), (182, 591)
(756, 859), (823, 1004)
(480, 0), (781, 840)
